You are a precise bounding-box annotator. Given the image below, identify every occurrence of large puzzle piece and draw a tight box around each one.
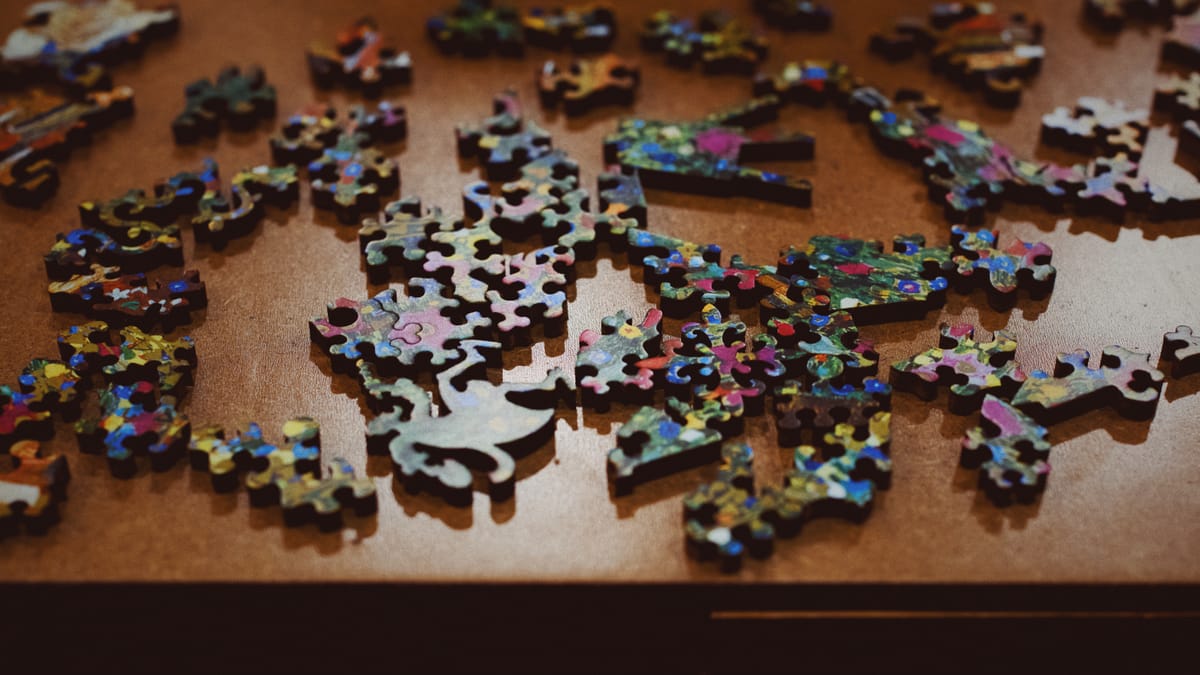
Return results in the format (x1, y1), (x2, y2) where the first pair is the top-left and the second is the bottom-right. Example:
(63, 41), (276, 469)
(1164, 9), (1200, 67)
(1085, 0), (1199, 31)
(1013, 347), (1165, 424)
(171, 66), (276, 144)
(427, 0), (525, 58)
(628, 230), (772, 318)
(366, 340), (570, 504)
(48, 263), (207, 331)
(891, 324), (1026, 415)
(538, 54), (639, 116)
(75, 381), (190, 478)
(1040, 97), (1149, 160)
(605, 95), (814, 206)
(0, 0), (179, 91)
(774, 377), (891, 447)
(682, 442), (777, 569)
(58, 321), (196, 399)
(751, 0), (833, 31)
(486, 245), (574, 345)
(523, 4), (616, 52)
(164, 159), (299, 248)
(1162, 325), (1200, 378)
(310, 279), (494, 377)
(308, 17), (412, 98)
(948, 227), (1056, 309)
(0, 440), (70, 537)
(457, 89), (552, 181)
(1, 86), (134, 206)
(608, 397), (724, 494)
(962, 395), (1051, 505)
(640, 10), (768, 75)
(577, 308), (663, 411)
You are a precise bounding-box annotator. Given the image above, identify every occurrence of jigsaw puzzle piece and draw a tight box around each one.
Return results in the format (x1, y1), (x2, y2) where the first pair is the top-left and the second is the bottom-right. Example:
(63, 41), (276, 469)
(75, 381), (190, 478)
(962, 395), (1051, 505)
(577, 308), (664, 411)
(0, 440), (70, 537)
(891, 324), (1026, 415)
(171, 66), (276, 144)
(948, 227), (1055, 309)
(538, 54), (639, 116)
(359, 197), (460, 283)
(457, 89), (553, 181)
(598, 164), (647, 229)
(487, 245), (574, 346)
(1013, 346), (1165, 424)
(777, 411), (892, 525)
(751, 0), (833, 31)
(641, 10), (768, 75)
(308, 17), (412, 97)
(1161, 325), (1200, 377)
(683, 442), (780, 570)
(427, 0), (525, 58)
(608, 398), (724, 495)
(58, 322), (196, 400)
(1164, 10), (1200, 67)
(523, 4), (616, 52)
(774, 377), (891, 447)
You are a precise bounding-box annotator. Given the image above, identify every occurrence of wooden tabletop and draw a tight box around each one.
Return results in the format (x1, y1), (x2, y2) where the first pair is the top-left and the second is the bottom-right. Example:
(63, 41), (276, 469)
(1, 0), (1198, 594)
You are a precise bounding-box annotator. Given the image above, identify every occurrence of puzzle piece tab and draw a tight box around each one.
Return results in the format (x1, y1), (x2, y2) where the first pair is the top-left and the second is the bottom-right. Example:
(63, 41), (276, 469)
(538, 54), (639, 116)
(962, 395), (1050, 505)
(891, 324), (1026, 415)
(683, 442), (778, 570)
(171, 66), (276, 144)
(1013, 346), (1165, 424)
(0, 441), (69, 537)
(308, 17), (412, 97)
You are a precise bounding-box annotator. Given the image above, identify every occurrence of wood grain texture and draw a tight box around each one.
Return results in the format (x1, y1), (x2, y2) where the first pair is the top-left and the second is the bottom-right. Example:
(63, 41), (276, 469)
(0, 0), (1198, 588)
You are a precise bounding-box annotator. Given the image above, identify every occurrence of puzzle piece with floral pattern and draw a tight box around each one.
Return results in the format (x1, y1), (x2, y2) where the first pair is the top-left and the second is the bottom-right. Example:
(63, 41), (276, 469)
(683, 442), (779, 570)
(487, 245), (574, 345)
(189, 418), (318, 493)
(628, 230), (772, 318)
(488, 149), (581, 240)
(538, 53), (639, 116)
(948, 227), (1055, 309)
(0, 440), (70, 537)
(0, 386), (52, 451)
(367, 340), (568, 505)
(428, 0), (525, 58)
(891, 324), (1026, 415)
(420, 218), (507, 307)
(308, 17), (412, 98)
(1040, 97), (1149, 159)
(608, 397), (724, 494)
(751, 0), (833, 31)
(1, 86), (134, 206)
(171, 66), (276, 144)
(640, 10), (768, 75)
(457, 89), (553, 181)
(779, 411), (892, 522)
(604, 95), (814, 207)
(1162, 325), (1200, 377)
(523, 4), (616, 52)
(962, 395), (1051, 505)
(774, 377), (891, 447)
(16, 358), (85, 422)
(75, 381), (190, 478)
(576, 308), (664, 410)
(1013, 346), (1165, 424)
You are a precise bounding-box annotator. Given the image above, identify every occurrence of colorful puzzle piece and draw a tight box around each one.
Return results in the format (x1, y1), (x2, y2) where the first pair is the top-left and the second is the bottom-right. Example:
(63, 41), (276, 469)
(538, 54), (639, 116)
(163, 159), (299, 248)
(628, 230), (772, 318)
(171, 66), (276, 144)
(682, 442), (777, 570)
(75, 381), (190, 478)
(783, 410), (893, 515)
(487, 245), (574, 345)
(308, 17), (412, 97)
(640, 10), (768, 75)
(44, 221), (182, 279)
(189, 418), (315, 493)
(948, 227), (1056, 309)
(427, 0), (525, 58)
(605, 95), (814, 206)
(359, 197), (459, 283)
(751, 0), (833, 31)
(891, 324), (1026, 415)
(774, 377), (891, 447)
(577, 308), (664, 411)
(48, 263), (207, 331)
(1154, 71), (1200, 122)
(0, 386), (52, 450)
(366, 340), (569, 504)
(1162, 325), (1200, 377)
(1040, 96), (1149, 159)
(16, 358), (84, 421)
(457, 89), (553, 181)
(0, 440), (69, 537)
(598, 164), (647, 228)
(58, 322), (196, 400)
(1013, 346), (1165, 424)
(962, 395), (1051, 505)
(608, 397), (724, 494)
(523, 4), (616, 52)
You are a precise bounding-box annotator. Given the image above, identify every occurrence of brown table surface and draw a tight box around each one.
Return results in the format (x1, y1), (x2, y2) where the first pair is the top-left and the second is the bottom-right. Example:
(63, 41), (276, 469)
(1, 0), (1198, 593)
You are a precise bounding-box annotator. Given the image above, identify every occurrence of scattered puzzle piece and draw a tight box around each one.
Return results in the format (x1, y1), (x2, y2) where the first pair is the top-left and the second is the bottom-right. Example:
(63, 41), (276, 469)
(640, 10), (768, 75)
(0, 386), (52, 450)
(366, 340), (569, 504)
(171, 66), (276, 144)
(17, 358), (84, 421)
(1040, 96), (1149, 159)
(457, 89), (553, 181)
(608, 397), (724, 494)
(1164, 9), (1200, 67)
(577, 308), (664, 411)
(308, 17), (412, 97)
(164, 159), (299, 248)
(1156, 71), (1200, 124)
(1013, 346), (1165, 424)
(948, 227), (1056, 309)
(774, 377), (891, 447)
(307, 103), (405, 225)
(428, 0), (525, 58)
(0, 440), (69, 537)
(487, 245), (574, 345)
(75, 381), (190, 478)
(682, 442), (777, 570)
(1, 86), (134, 206)
(538, 53), (639, 116)
(962, 395), (1050, 506)
(489, 149), (581, 240)
(48, 263), (207, 331)
(523, 4), (615, 52)
(45, 222), (182, 279)
(605, 95), (814, 206)
(1162, 325), (1200, 377)
(189, 417), (318, 493)
(891, 324), (1026, 415)
(751, 0), (833, 31)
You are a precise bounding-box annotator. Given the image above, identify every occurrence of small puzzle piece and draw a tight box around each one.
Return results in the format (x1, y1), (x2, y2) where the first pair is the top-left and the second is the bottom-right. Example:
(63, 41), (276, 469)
(58, 321), (197, 400)
(1013, 346), (1165, 424)
(682, 442), (778, 570)
(0, 440), (69, 537)
(1155, 71), (1200, 122)
(577, 308), (664, 411)
(777, 410), (893, 524)
(308, 17), (412, 97)
(1162, 325), (1200, 377)
(48, 263), (207, 331)
(359, 197), (459, 283)
(628, 230), (772, 318)
(1085, 0), (1199, 31)
(538, 54), (639, 116)
(270, 104), (342, 165)
(752, 59), (861, 106)
(1164, 9), (1200, 67)
(774, 377), (891, 447)
(608, 397), (724, 495)
(164, 159), (299, 248)
(1040, 96), (1149, 159)
(1, 0), (179, 91)
(640, 10), (768, 75)
(75, 381), (190, 478)
(751, 0), (833, 31)
(1071, 153), (1149, 220)
(1, 86), (134, 206)
(605, 96), (813, 206)
(427, 0), (525, 58)
(487, 245), (574, 345)
(457, 89), (553, 181)
(948, 227), (1056, 309)
(523, 4), (616, 52)
(962, 395), (1050, 506)
(310, 278), (494, 377)
(366, 340), (569, 504)
(171, 66), (276, 144)
(489, 149), (581, 240)
(891, 324), (1026, 415)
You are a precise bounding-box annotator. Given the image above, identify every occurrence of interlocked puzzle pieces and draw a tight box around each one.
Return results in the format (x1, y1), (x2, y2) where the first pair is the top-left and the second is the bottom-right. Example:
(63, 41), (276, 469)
(608, 397), (724, 494)
(1085, 0), (1199, 31)
(1164, 9), (1200, 67)
(487, 245), (575, 345)
(948, 227), (1056, 309)
(871, 3), (1044, 107)
(75, 380), (190, 478)
(165, 160), (300, 248)
(58, 322), (197, 399)
(428, 0), (525, 58)
(1161, 325), (1200, 377)
(640, 10), (768, 75)
(962, 395), (1051, 505)
(1013, 346), (1165, 424)
(367, 340), (570, 504)
(0, 0), (179, 91)
(190, 418), (377, 529)
(1, 441), (70, 537)
(682, 442), (773, 569)
(359, 197), (459, 283)
(1, 86), (134, 206)
(577, 308), (664, 411)
(605, 95), (813, 206)
(538, 54), (639, 116)
(628, 230), (770, 318)
(1, 358), (84, 453)
(272, 101), (405, 224)
(751, 1), (833, 31)
(457, 89), (552, 181)
(48, 263), (206, 331)
(1041, 97), (1149, 160)
(523, 4), (617, 52)
(308, 17), (412, 98)
(171, 66), (276, 144)
(774, 377), (891, 447)
(891, 324), (1026, 415)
